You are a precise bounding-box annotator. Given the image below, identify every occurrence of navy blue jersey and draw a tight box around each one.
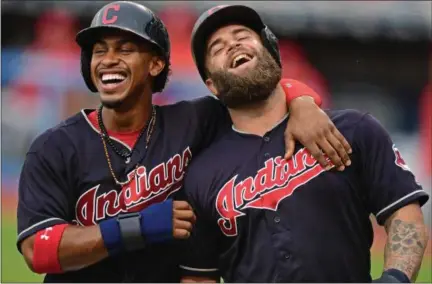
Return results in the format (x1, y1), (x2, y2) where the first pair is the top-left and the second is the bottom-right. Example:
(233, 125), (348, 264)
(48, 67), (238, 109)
(17, 96), (229, 283)
(181, 110), (429, 283)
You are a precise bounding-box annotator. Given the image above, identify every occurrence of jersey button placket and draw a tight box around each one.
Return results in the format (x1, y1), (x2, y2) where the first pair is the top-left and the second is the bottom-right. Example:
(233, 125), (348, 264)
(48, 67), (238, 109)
(262, 135), (271, 159)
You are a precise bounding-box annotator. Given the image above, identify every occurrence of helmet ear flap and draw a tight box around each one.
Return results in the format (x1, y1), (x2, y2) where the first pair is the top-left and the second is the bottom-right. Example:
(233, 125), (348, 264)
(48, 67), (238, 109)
(80, 49), (98, 93)
(260, 26), (282, 67)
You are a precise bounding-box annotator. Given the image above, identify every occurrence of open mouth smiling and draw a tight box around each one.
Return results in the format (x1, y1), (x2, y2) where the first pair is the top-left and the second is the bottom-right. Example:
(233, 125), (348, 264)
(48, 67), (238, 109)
(230, 53), (254, 69)
(97, 70), (129, 92)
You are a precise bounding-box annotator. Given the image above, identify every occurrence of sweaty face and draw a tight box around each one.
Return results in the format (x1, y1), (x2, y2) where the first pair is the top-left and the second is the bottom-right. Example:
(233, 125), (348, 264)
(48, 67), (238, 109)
(90, 30), (164, 109)
(205, 24), (281, 109)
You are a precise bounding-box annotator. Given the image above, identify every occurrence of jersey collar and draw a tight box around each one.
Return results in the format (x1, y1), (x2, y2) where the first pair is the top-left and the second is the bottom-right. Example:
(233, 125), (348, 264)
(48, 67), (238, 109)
(80, 108), (132, 151)
(231, 113), (289, 136)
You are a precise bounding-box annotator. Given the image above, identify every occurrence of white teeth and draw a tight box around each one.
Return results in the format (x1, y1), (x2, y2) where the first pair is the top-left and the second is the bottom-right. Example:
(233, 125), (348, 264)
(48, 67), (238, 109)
(232, 54), (252, 68)
(101, 73), (126, 83)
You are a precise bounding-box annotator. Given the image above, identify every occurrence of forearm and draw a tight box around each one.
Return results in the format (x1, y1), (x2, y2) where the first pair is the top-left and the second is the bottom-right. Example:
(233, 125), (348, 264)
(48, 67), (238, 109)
(58, 224), (109, 271)
(383, 204), (429, 281)
(21, 224), (109, 274)
(288, 96), (315, 112)
(22, 200), (192, 274)
(60, 199), (194, 271)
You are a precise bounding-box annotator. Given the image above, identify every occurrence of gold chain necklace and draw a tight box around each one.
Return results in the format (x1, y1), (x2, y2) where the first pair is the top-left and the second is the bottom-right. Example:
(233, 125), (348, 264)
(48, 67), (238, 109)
(97, 106), (157, 186)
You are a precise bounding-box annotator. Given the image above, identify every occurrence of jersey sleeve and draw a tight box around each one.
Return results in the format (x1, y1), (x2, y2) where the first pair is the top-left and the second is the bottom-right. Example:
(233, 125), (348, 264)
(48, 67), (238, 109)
(178, 159), (221, 278)
(354, 113), (429, 225)
(17, 132), (73, 251)
(179, 214), (220, 278)
(190, 96), (231, 151)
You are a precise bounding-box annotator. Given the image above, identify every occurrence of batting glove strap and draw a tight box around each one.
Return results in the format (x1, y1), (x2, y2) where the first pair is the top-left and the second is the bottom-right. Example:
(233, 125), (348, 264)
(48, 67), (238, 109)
(373, 269), (411, 283)
(117, 212), (146, 252)
(99, 217), (123, 256)
(140, 199), (173, 244)
(99, 199), (173, 256)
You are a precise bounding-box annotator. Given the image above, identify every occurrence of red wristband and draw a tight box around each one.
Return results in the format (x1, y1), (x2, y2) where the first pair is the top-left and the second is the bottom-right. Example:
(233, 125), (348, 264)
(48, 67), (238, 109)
(33, 224), (68, 274)
(280, 78), (322, 107)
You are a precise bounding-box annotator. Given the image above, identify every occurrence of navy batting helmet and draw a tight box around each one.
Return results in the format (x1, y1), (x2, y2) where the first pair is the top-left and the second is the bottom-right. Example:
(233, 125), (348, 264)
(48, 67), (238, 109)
(76, 1), (170, 93)
(191, 5), (281, 82)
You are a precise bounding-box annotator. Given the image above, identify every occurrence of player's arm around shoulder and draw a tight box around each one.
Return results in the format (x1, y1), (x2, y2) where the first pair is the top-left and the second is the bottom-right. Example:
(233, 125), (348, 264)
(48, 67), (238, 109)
(188, 95), (231, 150)
(281, 79), (353, 171)
(187, 79), (354, 172)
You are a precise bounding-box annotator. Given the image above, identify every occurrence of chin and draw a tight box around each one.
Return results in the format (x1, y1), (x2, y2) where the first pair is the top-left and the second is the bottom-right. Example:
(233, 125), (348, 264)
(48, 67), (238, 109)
(99, 92), (127, 109)
(100, 98), (125, 109)
(229, 69), (252, 77)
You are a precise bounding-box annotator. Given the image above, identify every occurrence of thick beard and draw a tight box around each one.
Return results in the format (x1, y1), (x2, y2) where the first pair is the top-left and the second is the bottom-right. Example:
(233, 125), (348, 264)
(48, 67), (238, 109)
(209, 49), (282, 109)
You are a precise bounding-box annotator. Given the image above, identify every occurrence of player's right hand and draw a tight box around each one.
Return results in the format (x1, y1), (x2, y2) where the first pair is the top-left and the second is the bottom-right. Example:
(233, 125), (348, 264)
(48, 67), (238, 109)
(285, 96), (352, 171)
(173, 201), (196, 239)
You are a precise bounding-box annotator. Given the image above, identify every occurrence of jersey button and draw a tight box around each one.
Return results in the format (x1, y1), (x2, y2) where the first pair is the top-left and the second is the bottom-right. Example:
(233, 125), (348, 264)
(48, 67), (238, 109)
(284, 254), (291, 259)
(274, 216), (281, 223)
(264, 136), (270, 142)
(264, 153), (270, 158)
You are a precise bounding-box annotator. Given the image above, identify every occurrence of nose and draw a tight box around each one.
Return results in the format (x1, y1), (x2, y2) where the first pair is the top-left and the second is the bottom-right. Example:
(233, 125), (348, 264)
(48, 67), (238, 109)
(101, 49), (120, 67)
(227, 41), (241, 54)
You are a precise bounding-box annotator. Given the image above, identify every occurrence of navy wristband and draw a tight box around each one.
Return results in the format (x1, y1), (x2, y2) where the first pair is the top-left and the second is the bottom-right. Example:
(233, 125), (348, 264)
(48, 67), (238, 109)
(140, 199), (173, 243)
(99, 217), (122, 256)
(384, 269), (410, 283)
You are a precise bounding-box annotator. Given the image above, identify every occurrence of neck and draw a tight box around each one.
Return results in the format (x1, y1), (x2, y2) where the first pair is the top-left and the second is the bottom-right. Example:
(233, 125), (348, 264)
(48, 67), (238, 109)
(229, 84), (288, 137)
(101, 92), (153, 133)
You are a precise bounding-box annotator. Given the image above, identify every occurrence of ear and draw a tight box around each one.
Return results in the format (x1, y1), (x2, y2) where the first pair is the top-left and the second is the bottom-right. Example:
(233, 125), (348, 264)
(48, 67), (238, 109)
(149, 56), (166, 77)
(205, 78), (219, 97)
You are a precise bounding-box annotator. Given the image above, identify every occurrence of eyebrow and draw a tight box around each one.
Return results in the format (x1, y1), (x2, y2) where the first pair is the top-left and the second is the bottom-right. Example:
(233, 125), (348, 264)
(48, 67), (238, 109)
(207, 27), (251, 54)
(93, 38), (135, 47)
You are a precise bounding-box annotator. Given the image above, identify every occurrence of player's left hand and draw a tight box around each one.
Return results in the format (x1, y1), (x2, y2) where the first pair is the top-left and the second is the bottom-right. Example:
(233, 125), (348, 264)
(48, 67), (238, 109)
(284, 96), (352, 171)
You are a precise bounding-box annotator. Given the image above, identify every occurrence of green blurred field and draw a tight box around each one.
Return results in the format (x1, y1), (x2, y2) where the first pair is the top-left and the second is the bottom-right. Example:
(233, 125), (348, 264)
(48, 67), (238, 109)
(1, 216), (431, 283)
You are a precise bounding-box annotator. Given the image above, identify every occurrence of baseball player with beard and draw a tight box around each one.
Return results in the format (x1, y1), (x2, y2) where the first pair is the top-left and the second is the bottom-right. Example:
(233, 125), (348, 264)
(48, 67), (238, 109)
(180, 5), (430, 283)
(15, 2), (353, 283)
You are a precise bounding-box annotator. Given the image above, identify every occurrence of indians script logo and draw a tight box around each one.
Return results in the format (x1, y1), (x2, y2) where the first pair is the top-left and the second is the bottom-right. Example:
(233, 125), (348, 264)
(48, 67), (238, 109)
(75, 148), (192, 226)
(216, 148), (328, 236)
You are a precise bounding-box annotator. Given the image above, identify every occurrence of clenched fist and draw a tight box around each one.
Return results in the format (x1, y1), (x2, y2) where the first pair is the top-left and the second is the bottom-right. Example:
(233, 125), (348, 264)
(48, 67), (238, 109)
(173, 201), (196, 239)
